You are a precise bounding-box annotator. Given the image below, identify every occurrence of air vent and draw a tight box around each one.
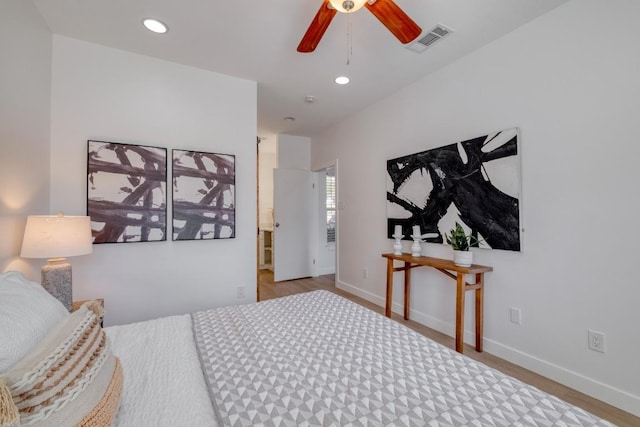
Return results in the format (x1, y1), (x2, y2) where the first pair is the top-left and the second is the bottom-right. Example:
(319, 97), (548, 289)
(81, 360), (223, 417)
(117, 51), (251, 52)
(406, 24), (454, 53)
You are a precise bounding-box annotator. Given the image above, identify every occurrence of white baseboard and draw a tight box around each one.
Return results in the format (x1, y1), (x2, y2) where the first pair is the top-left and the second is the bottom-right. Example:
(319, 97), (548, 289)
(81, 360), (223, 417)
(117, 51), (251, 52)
(317, 267), (335, 276)
(482, 339), (640, 417)
(337, 280), (386, 305)
(336, 279), (640, 417)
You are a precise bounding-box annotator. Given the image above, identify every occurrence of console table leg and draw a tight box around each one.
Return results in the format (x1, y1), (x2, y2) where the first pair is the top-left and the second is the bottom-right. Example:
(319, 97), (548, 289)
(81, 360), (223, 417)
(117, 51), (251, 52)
(385, 258), (393, 317)
(404, 261), (411, 320)
(475, 273), (484, 352)
(455, 273), (465, 353)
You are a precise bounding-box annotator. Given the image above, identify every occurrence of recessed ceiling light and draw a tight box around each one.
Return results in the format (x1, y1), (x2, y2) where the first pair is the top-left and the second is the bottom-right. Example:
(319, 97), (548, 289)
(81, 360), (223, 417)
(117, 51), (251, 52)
(335, 76), (350, 85)
(283, 116), (296, 122)
(143, 18), (168, 34)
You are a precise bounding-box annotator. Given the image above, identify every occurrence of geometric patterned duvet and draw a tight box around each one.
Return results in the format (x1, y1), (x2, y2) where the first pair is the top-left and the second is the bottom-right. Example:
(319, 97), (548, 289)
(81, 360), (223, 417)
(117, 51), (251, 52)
(191, 290), (613, 426)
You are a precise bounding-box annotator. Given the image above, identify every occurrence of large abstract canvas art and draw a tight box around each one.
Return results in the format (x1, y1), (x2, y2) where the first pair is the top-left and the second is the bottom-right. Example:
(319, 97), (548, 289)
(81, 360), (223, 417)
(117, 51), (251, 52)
(386, 127), (522, 251)
(87, 141), (167, 243)
(172, 150), (235, 240)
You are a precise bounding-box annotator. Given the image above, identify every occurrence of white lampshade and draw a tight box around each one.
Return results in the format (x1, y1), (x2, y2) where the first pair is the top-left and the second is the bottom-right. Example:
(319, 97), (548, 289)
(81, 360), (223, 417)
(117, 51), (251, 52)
(21, 214), (93, 259)
(329, 0), (368, 13)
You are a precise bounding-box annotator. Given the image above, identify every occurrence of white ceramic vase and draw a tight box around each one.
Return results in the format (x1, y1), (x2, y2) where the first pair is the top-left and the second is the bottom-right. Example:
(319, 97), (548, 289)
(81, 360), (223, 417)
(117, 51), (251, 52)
(411, 238), (422, 257)
(392, 234), (403, 255)
(453, 250), (473, 267)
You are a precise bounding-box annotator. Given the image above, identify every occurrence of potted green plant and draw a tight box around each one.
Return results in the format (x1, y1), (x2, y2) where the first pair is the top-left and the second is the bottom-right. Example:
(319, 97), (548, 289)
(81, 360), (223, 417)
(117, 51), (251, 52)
(445, 222), (477, 267)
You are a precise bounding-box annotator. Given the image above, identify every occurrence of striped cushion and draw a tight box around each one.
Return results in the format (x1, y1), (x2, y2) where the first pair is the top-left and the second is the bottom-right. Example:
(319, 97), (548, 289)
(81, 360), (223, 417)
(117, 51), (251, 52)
(0, 300), (122, 427)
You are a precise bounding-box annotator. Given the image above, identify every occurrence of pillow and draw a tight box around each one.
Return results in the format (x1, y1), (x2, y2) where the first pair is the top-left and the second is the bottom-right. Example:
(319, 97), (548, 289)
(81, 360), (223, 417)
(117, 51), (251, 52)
(0, 271), (69, 373)
(0, 300), (123, 427)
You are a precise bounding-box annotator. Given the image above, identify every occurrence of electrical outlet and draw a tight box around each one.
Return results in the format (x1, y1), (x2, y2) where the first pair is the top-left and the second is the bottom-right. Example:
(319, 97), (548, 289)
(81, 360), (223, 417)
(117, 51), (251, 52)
(510, 308), (522, 325)
(588, 330), (605, 353)
(236, 286), (245, 299)
(363, 268), (368, 279)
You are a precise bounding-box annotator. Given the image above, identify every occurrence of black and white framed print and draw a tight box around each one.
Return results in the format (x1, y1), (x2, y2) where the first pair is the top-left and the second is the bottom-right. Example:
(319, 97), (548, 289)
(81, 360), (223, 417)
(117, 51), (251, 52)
(87, 140), (167, 243)
(386, 127), (522, 251)
(172, 150), (235, 240)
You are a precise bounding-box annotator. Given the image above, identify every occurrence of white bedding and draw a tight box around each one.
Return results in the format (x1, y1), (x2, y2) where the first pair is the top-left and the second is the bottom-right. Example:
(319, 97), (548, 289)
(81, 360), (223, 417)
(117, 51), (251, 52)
(105, 314), (218, 427)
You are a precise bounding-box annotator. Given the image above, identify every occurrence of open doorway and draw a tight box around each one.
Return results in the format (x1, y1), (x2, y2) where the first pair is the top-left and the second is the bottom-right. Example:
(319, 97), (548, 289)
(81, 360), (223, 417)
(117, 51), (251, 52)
(258, 163), (338, 298)
(257, 137), (276, 297)
(257, 135), (337, 293)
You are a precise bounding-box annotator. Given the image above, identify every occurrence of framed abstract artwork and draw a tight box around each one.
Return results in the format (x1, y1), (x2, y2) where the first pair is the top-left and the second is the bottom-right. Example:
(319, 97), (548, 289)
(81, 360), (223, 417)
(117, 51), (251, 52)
(87, 140), (167, 243)
(386, 127), (522, 252)
(172, 149), (235, 240)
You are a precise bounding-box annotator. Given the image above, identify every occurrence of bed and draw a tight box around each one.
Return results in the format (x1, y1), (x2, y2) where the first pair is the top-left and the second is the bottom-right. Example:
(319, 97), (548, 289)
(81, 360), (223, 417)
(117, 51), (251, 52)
(0, 272), (614, 426)
(108, 290), (612, 426)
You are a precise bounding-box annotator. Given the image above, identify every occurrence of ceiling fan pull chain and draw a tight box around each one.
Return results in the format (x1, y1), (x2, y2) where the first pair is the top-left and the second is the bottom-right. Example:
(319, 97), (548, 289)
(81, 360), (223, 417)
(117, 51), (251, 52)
(346, 16), (352, 66)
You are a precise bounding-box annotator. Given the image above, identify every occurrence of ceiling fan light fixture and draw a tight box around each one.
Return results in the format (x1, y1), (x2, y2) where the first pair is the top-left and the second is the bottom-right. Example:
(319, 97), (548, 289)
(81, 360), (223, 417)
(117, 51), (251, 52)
(329, 0), (368, 14)
(143, 18), (168, 34)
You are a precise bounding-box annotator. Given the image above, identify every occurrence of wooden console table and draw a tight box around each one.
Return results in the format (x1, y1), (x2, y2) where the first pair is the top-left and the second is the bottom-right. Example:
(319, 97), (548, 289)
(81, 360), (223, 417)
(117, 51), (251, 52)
(381, 253), (493, 354)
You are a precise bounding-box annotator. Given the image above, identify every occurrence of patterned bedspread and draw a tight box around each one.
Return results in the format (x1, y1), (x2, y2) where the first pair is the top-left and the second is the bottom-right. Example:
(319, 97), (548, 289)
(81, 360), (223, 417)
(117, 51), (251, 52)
(191, 290), (612, 426)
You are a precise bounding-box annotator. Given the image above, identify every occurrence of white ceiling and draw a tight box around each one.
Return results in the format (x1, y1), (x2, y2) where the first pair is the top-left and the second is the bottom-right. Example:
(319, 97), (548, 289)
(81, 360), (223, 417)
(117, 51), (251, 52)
(32, 0), (568, 138)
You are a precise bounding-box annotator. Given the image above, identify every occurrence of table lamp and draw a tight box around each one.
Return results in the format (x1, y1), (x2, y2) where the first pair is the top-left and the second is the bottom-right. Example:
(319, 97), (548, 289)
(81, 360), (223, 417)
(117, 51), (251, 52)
(21, 213), (93, 311)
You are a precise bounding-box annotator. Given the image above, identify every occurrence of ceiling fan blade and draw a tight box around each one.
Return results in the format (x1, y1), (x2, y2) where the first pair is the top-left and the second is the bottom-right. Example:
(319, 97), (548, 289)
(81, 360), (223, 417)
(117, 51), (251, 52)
(365, 0), (422, 44)
(297, 0), (338, 53)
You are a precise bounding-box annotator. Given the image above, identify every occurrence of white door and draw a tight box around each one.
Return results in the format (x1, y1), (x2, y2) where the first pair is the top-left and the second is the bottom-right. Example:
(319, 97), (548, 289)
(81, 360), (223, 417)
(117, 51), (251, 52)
(273, 168), (313, 282)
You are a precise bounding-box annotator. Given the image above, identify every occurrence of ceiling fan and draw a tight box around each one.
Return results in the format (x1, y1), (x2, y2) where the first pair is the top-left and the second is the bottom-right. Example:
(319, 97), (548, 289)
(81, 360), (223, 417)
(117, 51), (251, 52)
(297, 0), (422, 53)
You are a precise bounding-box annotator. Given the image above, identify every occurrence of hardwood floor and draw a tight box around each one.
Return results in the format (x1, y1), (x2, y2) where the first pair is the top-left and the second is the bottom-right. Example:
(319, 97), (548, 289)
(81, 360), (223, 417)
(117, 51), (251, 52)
(258, 270), (639, 426)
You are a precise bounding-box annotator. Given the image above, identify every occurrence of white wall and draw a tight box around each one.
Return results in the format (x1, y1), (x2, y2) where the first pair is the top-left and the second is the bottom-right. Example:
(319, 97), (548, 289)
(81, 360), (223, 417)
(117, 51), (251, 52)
(49, 36), (257, 326)
(277, 134), (310, 169)
(0, 0), (52, 277)
(311, 0), (640, 415)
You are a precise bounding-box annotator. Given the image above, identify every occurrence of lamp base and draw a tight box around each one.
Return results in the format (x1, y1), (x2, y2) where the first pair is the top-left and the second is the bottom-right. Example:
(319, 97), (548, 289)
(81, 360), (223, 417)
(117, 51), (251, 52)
(41, 258), (72, 311)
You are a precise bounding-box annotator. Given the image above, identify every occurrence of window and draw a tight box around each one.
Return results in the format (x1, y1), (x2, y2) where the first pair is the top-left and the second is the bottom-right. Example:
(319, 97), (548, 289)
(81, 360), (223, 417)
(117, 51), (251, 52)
(326, 173), (336, 243)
